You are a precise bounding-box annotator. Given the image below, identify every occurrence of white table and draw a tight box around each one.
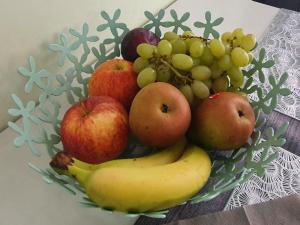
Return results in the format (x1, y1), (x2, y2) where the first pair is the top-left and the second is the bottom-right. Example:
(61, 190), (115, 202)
(0, 1), (279, 225)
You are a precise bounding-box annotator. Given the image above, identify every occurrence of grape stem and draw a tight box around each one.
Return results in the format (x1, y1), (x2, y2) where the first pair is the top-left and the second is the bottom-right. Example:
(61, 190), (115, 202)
(159, 59), (193, 83)
(180, 35), (210, 42)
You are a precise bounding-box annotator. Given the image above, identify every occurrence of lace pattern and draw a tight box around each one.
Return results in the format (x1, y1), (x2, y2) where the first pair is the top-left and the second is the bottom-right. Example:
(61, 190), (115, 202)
(225, 146), (300, 209)
(251, 9), (300, 120)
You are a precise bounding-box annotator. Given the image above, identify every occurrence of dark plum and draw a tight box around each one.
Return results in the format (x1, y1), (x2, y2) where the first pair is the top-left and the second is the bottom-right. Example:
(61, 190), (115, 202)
(121, 28), (160, 62)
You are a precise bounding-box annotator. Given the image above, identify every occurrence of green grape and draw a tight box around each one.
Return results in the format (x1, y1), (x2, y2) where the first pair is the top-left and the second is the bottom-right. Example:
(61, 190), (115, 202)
(189, 40), (204, 58)
(184, 39), (191, 50)
(137, 43), (154, 59)
(191, 80), (210, 99)
(171, 54), (193, 71)
(153, 46), (158, 55)
(211, 62), (223, 79)
(248, 52), (253, 63)
(156, 65), (171, 82)
(221, 32), (233, 43)
(227, 66), (242, 79)
(212, 76), (229, 93)
(186, 38), (200, 49)
(230, 74), (244, 88)
(241, 34), (256, 52)
(137, 67), (157, 88)
(179, 85), (194, 105)
(224, 42), (232, 54)
(227, 66), (244, 88)
(171, 39), (187, 54)
(228, 86), (239, 92)
(157, 40), (172, 56)
(231, 47), (249, 67)
(209, 39), (225, 58)
(133, 57), (149, 73)
(232, 38), (242, 48)
(232, 28), (245, 39)
(191, 65), (211, 81)
(163, 31), (179, 41)
(218, 54), (232, 70)
(203, 79), (212, 89)
(200, 46), (214, 66)
(192, 57), (201, 66)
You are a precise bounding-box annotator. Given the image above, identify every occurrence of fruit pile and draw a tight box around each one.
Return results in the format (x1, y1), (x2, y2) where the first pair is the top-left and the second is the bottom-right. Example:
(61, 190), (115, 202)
(50, 27), (256, 213)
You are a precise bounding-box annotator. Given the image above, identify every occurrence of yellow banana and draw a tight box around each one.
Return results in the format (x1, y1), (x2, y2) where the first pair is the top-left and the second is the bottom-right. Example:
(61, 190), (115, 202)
(84, 144), (211, 212)
(50, 141), (211, 213)
(72, 138), (186, 170)
(50, 138), (186, 174)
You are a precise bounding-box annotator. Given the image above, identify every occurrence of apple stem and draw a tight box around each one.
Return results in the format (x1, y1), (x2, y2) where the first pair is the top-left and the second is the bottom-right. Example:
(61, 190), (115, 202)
(160, 59), (193, 83)
(80, 102), (90, 116)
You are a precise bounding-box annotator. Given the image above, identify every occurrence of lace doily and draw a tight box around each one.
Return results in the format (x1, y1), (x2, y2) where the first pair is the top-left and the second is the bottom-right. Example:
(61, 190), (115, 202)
(225, 146), (300, 209)
(251, 9), (300, 120)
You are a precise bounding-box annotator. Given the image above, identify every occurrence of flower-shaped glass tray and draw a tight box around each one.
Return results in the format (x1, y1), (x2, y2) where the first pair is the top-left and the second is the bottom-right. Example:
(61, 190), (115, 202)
(8, 9), (290, 218)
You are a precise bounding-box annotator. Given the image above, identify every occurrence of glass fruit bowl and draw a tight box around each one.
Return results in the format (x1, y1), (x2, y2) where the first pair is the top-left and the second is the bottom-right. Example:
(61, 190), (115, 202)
(8, 9), (290, 218)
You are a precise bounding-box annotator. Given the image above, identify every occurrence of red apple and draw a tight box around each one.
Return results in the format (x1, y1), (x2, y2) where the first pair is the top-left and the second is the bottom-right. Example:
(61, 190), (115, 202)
(60, 96), (129, 164)
(88, 59), (139, 111)
(190, 92), (255, 150)
(129, 82), (191, 148)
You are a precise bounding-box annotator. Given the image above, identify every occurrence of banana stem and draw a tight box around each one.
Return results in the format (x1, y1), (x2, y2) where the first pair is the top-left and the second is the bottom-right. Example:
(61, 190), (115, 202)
(50, 152), (91, 186)
(50, 152), (74, 171)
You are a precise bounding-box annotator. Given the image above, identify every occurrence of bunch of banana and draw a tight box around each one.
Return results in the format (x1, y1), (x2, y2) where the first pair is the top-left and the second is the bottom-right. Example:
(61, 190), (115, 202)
(50, 138), (212, 213)
(51, 138), (187, 177)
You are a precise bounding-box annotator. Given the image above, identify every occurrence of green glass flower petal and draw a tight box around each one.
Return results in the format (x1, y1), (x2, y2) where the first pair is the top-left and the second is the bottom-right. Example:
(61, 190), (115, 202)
(205, 11), (211, 22)
(17, 56), (49, 93)
(194, 11), (223, 39)
(161, 10), (191, 33)
(211, 17), (224, 26)
(48, 33), (72, 66)
(69, 23), (99, 54)
(144, 10), (165, 37)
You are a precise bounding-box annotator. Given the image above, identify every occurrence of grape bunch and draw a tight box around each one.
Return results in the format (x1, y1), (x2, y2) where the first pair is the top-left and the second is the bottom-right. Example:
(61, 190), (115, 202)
(133, 28), (256, 105)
